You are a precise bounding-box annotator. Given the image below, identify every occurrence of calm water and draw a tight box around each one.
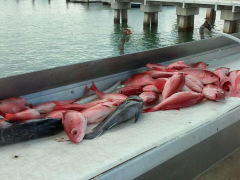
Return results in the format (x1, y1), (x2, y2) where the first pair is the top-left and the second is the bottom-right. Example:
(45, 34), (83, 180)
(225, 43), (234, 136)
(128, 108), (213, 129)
(0, 0), (224, 78)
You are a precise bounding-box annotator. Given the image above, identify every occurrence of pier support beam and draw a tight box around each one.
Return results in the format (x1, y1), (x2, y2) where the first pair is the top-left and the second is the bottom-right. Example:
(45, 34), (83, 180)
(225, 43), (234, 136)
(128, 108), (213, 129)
(206, 8), (216, 22)
(111, 2), (131, 23)
(114, 10), (120, 24)
(140, 4), (162, 27)
(221, 10), (240, 33)
(143, 12), (151, 27)
(122, 9), (128, 23)
(151, 12), (158, 27)
(176, 6), (199, 31)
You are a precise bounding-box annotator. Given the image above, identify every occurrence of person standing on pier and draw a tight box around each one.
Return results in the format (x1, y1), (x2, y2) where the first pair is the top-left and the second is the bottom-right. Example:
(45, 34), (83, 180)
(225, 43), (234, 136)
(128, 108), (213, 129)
(118, 28), (132, 53)
(199, 18), (212, 36)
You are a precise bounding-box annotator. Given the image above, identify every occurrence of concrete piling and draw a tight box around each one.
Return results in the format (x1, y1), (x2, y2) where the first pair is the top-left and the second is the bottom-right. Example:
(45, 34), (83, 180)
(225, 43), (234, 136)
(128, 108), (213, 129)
(177, 15), (194, 31)
(221, 10), (240, 33)
(114, 10), (120, 23)
(122, 9), (128, 23)
(223, 20), (239, 33)
(151, 12), (158, 27)
(176, 5), (199, 31)
(111, 2), (131, 24)
(143, 12), (151, 26)
(140, 4), (162, 27)
(206, 8), (216, 22)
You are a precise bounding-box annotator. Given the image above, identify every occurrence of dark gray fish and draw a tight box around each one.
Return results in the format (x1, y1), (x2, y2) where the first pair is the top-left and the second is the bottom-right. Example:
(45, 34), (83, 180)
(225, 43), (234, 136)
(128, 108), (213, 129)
(84, 95), (144, 139)
(0, 118), (63, 146)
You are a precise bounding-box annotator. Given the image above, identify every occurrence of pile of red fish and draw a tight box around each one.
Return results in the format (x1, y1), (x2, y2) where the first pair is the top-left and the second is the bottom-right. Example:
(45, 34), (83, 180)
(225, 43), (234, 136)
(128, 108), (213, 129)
(0, 85), (127, 143)
(120, 61), (240, 112)
(0, 60), (240, 144)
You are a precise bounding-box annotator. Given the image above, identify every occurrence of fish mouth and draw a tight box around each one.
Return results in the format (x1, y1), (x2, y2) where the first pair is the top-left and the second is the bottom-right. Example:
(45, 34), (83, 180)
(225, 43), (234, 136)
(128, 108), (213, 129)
(71, 128), (78, 135)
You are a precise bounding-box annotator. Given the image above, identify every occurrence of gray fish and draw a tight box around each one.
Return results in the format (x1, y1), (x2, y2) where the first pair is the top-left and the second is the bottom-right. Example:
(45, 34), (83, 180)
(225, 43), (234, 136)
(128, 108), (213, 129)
(0, 118), (63, 146)
(84, 95), (144, 139)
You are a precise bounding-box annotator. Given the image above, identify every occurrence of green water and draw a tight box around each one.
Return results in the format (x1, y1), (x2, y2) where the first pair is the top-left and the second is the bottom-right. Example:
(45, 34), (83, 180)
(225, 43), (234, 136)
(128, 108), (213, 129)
(0, 0), (224, 78)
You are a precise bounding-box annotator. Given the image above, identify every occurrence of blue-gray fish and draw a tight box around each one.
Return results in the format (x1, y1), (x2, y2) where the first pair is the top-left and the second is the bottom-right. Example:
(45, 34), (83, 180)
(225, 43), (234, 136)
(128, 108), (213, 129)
(0, 118), (63, 146)
(84, 95), (144, 139)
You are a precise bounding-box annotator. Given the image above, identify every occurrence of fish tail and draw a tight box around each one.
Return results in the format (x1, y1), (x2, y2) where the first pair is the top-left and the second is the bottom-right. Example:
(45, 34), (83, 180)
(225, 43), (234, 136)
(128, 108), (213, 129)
(90, 82), (104, 97)
(84, 130), (103, 140)
(3, 113), (15, 121)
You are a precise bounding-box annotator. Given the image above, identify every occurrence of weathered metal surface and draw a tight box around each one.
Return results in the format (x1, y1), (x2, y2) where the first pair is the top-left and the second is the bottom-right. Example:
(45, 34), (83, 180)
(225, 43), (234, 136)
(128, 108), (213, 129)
(136, 116), (240, 180)
(95, 105), (240, 180)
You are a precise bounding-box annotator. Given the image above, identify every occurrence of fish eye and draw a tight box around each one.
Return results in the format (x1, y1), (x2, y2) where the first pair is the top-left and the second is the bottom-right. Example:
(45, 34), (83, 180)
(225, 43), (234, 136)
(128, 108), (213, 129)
(71, 129), (78, 135)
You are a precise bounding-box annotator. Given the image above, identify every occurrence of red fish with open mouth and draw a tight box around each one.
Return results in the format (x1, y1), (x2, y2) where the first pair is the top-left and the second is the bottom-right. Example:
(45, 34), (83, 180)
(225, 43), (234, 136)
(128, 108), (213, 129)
(62, 111), (87, 143)
(227, 70), (240, 98)
(203, 84), (225, 101)
(213, 67), (230, 88)
(139, 92), (159, 106)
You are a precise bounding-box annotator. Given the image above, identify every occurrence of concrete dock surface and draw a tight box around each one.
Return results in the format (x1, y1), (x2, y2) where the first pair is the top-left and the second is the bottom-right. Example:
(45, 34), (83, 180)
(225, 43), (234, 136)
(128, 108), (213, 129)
(198, 148), (240, 180)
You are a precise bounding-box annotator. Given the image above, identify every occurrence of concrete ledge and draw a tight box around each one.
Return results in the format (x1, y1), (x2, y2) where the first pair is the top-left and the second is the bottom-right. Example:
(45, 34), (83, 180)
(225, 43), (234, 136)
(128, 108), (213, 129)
(140, 4), (162, 13)
(176, 6), (199, 16)
(111, 2), (131, 9)
(221, 10), (240, 21)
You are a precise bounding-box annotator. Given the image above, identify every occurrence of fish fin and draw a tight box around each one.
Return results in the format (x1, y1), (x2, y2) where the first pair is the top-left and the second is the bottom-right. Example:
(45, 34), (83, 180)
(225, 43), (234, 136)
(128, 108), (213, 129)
(134, 111), (140, 123)
(89, 82), (104, 97)
(84, 130), (103, 140)
(85, 85), (90, 91)
(3, 113), (15, 120)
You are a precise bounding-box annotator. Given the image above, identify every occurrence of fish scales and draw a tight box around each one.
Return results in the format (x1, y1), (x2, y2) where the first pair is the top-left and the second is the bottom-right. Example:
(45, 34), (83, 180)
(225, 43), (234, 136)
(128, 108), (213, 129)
(84, 96), (144, 139)
(0, 118), (63, 146)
